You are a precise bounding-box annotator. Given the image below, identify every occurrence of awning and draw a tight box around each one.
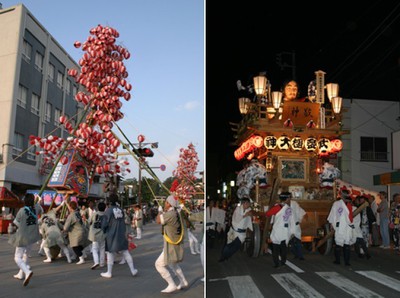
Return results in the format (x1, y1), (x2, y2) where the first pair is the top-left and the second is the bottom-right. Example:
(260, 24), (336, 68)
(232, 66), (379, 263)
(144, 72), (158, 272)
(373, 170), (400, 186)
(0, 187), (23, 208)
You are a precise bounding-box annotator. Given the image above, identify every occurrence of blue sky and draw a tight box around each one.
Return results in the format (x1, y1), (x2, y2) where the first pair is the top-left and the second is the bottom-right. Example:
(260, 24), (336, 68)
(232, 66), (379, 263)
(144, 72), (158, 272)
(4, 0), (204, 182)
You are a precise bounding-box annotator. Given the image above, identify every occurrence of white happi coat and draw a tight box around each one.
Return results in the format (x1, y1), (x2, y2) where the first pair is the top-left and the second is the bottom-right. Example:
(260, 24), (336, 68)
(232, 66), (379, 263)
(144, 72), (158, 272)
(206, 206), (217, 231)
(290, 200), (306, 239)
(270, 204), (293, 245)
(227, 205), (253, 244)
(327, 199), (355, 246)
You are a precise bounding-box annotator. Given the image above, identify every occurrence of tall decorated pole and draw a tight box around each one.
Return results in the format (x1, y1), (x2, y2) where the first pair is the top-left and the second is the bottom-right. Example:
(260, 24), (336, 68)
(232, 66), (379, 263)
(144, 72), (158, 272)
(30, 24), (133, 207)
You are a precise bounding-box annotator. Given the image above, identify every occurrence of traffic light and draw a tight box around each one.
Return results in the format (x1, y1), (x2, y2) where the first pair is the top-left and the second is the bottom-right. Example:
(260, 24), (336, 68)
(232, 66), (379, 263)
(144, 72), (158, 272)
(137, 147), (154, 157)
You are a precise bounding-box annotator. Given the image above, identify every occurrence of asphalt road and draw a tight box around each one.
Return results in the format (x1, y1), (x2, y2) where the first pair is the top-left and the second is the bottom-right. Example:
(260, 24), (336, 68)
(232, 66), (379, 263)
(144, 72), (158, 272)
(206, 236), (400, 298)
(0, 221), (204, 298)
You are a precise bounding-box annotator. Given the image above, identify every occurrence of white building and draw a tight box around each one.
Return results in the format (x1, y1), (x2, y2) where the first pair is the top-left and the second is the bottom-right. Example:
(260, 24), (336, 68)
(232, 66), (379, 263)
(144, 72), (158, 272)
(0, 4), (105, 200)
(341, 98), (400, 198)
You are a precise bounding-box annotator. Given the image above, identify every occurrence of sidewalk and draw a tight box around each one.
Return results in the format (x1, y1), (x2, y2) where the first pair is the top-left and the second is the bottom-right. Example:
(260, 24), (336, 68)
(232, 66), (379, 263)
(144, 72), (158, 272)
(0, 222), (204, 298)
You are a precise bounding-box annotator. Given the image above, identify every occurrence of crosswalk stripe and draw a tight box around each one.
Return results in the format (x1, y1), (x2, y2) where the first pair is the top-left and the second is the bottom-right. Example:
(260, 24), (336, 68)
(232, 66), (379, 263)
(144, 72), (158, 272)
(272, 273), (324, 298)
(355, 271), (400, 292)
(316, 271), (383, 298)
(208, 275), (264, 298)
(267, 249), (305, 273)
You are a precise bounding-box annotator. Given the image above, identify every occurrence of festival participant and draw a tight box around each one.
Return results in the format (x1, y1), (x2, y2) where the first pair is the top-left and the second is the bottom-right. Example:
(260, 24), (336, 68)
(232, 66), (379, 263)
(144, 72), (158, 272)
(266, 192), (293, 268)
(288, 193), (306, 260)
(63, 200), (88, 265)
(39, 213), (72, 263)
(155, 195), (188, 293)
(9, 193), (41, 286)
(206, 199), (218, 248)
(218, 197), (253, 262)
(88, 201), (106, 269)
(133, 204), (143, 239)
(101, 193), (138, 278)
(327, 189), (355, 266)
(352, 196), (371, 260)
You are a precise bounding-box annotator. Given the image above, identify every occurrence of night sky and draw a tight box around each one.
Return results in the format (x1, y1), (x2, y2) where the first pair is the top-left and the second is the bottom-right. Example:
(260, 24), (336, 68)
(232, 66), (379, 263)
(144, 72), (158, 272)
(205, 1), (400, 198)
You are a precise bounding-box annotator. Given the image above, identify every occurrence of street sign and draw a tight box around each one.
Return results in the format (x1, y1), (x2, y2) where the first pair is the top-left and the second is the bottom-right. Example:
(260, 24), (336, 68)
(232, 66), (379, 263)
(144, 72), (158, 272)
(160, 164), (166, 171)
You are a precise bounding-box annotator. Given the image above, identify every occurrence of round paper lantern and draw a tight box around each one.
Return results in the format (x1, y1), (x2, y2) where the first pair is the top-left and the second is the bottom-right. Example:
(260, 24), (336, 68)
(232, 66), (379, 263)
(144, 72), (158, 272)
(305, 137), (317, 152)
(264, 136), (277, 150)
(318, 138), (332, 154)
(291, 136), (304, 151)
(331, 139), (343, 152)
(277, 136), (291, 150)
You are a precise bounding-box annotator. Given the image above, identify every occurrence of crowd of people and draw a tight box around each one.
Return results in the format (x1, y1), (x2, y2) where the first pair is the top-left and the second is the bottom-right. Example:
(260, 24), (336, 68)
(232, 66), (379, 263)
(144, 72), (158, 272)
(8, 192), (204, 293)
(207, 188), (400, 268)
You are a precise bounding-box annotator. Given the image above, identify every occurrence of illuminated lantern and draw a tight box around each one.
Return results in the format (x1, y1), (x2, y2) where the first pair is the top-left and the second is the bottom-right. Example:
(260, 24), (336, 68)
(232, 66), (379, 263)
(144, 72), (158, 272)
(305, 137), (317, 152)
(318, 138), (331, 154)
(330, 139), (343, 152)
(266, 152), (273, 172)
(291, 136), (303, 151)
(277, 136), (291, 150)
(264, 136), (277, 150)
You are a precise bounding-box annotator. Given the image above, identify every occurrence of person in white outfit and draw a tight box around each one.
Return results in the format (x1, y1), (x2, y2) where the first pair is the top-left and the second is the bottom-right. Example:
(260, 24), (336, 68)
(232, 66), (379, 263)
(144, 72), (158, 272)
(88, 201), (106, 269)
(266, 192), (293, 268)
(327, 189), (355, 266)
(288, 194), (306, 260)
(218, 197), (253, 262)
(133, 204), (143, 239)
(155, 195), (188, 293)
(39, 212), (72, 263)
(9, 193), (41, 286)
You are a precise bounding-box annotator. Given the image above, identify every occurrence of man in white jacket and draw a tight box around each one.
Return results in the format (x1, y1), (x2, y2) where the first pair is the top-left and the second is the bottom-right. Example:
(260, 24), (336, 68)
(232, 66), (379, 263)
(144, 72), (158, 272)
(218, 198), (253, 262)
(266, 192), (293, 268)
(327, 189), (355, 266)
(289, 195), (306, 260)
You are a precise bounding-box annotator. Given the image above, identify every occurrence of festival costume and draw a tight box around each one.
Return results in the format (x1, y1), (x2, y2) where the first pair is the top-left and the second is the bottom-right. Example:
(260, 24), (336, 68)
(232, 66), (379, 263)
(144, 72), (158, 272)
(327, 199), (354, 265)
(267, 203), (293, 267)
(39, 212), (72, 263)
(219, 204), (252, 261)
(290, 200), (306, 260)
(134, 208), (143, 239)
(155, 202), (187, 293)
(9, 204), (41, 286)
(88, 210), (106, 268)
(101, 203), (137, 278)
(64, 209), (87, 264)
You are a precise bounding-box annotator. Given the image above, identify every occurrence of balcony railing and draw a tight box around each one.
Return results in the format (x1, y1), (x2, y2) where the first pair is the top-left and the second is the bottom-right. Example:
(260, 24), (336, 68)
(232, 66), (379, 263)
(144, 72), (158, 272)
(360, 151), (388, 162)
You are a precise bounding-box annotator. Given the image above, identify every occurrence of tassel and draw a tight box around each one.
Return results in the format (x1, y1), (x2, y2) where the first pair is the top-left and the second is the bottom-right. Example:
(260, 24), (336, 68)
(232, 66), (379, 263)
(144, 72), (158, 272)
(283, 118), (293, 128)
(306, 120), (316, 129)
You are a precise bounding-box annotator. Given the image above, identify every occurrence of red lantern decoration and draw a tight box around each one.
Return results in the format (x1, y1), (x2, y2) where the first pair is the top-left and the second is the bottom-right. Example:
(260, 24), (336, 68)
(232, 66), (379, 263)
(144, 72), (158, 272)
(331, 139), (343, 152)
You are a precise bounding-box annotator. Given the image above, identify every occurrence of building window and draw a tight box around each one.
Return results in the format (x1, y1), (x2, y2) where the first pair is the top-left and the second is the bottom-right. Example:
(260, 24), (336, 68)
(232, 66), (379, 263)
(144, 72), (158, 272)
(31, 93), (40, 116)
(72, 85), (77, 97)
(45, 102), (51, 123)
(27, 146), (36, 161)
(54, 108), (61, 126)
(66, 79), (71, 95)
(22, 40), (32, 62)
(13, 133), (23, 156)
(48, 63), (54, 82)
(17, 85), (27, 108)
(57, 71), (63, 88)
(34, 52), (43, 71)
(360, 137), (388, 161)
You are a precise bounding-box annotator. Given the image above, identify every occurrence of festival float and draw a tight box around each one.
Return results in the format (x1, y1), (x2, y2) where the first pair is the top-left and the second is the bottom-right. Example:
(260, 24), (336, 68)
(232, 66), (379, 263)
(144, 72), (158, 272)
(30, 24), (168, 218)
(232, 71), (379, 257)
